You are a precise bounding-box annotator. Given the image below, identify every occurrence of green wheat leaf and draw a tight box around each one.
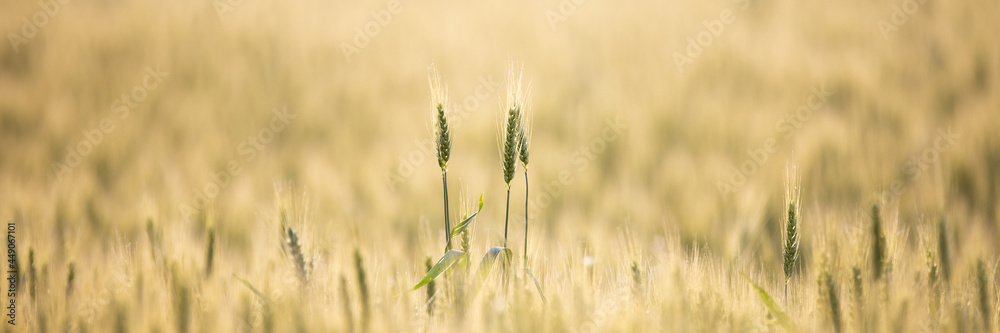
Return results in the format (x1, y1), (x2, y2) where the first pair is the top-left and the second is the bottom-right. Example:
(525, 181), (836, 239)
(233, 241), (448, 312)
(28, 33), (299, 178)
(477, 246), (512, 283)
(411, 250), (466, 291)
(451, 193), (484, 238)
(742, 274), (798, 331)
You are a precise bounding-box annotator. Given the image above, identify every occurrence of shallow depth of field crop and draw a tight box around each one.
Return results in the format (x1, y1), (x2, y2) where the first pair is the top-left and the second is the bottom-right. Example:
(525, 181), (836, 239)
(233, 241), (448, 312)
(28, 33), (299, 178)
(2, 0), (999, 332)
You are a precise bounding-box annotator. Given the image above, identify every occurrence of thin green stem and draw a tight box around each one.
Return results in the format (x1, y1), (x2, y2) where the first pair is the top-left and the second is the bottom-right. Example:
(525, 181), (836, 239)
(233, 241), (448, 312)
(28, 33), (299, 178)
(504, 187), (511, 248)
(442, 170), (451, 252)
(523, 169), (529, 267)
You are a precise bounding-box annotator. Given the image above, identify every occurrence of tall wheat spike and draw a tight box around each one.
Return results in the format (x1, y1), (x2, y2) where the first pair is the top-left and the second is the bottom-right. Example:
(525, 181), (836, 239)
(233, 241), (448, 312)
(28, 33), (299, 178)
(428, 65), (453, 252)
(498, 63), (526, 248)
(782, 162), (802, 300)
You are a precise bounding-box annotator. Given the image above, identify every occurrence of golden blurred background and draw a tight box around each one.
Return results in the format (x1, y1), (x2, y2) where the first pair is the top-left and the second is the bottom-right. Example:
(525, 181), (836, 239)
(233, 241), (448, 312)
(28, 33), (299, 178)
(1, 0), (998, 331)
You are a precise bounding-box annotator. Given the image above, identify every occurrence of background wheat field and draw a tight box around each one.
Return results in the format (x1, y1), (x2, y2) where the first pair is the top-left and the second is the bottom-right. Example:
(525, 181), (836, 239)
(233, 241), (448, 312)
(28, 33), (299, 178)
(2, 0), (999, 332)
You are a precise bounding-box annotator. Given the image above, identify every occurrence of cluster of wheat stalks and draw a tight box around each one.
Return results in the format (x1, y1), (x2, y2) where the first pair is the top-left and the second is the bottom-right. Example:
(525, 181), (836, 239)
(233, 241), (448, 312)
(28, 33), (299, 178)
(406, 63), (545, 317)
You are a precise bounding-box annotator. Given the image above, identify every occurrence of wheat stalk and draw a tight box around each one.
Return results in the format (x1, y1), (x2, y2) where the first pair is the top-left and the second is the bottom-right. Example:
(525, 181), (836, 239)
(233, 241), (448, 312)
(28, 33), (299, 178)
(518, 80), (532, 266)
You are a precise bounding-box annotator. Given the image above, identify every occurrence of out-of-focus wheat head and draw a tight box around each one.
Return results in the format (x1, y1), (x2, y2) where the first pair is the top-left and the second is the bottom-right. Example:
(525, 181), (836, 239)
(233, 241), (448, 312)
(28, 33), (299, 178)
(783, 161), (802, 285)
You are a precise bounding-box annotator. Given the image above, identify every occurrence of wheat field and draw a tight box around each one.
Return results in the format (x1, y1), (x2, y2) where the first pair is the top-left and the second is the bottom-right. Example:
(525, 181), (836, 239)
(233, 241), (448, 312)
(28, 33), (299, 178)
(1, 0), (999, 332)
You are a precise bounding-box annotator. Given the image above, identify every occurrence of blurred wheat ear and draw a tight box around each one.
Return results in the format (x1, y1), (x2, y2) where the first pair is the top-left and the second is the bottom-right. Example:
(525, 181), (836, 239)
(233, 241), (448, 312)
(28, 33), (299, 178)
(339, 275), (354, 333)
(851, 265), (864, 331)
(976, 258), (990, 331)
(204, 211), (216, 278)
(818, 257), (842, 333)
(65, 262), (76, 300)
(937, 215), (951, 284)
(782, 162), (802, 300)
(355, 249), (370, 332)
(28, 248), (36, 299)
(285, 227), (308, 285)
(870, 203), (886, 281)
(926, 250), (940, 326)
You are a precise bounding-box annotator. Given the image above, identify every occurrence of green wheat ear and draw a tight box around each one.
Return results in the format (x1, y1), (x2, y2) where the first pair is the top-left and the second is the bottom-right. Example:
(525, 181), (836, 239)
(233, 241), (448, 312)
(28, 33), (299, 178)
(500, 105), (521, 186)
(782, 162), (802, 299)
(428, 65), (451, 170)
